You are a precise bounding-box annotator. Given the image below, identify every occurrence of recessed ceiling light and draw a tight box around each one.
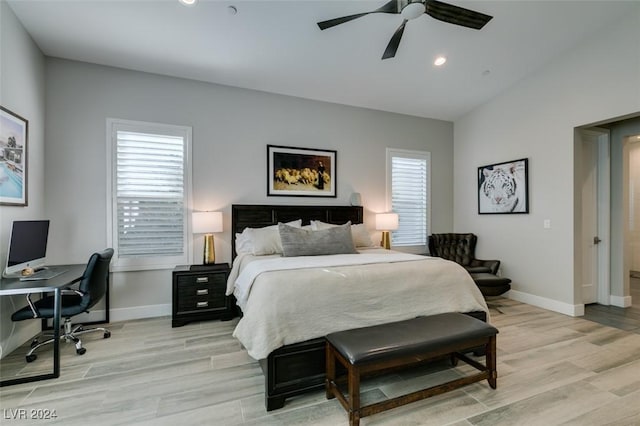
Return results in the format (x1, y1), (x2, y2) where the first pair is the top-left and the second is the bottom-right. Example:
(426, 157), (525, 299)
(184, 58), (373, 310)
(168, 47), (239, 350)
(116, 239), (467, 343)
(179, 0), (197, 6)
(434, 56), (447, 66)
(228, 5), (238, 15)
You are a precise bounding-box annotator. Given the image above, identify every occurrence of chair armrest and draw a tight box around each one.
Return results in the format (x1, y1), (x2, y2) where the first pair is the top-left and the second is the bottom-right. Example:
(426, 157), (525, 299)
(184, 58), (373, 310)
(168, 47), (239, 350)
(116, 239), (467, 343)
(25, 294), (39, 319)
(470, 259), (500, 275)
(61, 288), (85, 297)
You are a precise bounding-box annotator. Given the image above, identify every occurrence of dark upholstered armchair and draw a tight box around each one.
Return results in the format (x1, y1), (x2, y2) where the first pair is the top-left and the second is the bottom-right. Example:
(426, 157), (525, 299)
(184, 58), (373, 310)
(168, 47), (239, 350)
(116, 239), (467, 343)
(428, 233), (500, 275)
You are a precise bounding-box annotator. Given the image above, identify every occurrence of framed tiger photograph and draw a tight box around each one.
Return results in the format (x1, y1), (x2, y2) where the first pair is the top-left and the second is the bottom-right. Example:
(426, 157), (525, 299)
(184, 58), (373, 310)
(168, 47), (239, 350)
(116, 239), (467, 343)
(478, 158), (529, 214)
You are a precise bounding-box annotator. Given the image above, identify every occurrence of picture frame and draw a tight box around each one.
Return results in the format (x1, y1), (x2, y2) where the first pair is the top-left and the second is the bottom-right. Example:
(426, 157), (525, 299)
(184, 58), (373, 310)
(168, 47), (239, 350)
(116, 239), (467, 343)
(478, 158), (529, 214)
(267, 145), (337, 197)
(0, 106), (28, 206)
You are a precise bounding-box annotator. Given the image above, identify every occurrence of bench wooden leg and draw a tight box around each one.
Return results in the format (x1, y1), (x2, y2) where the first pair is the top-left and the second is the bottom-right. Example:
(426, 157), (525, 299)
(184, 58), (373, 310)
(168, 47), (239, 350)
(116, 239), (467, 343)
(326, 343), (336, 400)
(348, 365), (360, 426)
(487, 335), (497, 389)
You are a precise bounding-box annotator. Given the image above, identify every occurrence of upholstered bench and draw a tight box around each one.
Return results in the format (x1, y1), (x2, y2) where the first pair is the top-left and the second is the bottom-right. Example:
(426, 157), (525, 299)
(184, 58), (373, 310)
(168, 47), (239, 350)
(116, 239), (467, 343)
(325, 313), (498, 426)
(471, 272), (512, 297)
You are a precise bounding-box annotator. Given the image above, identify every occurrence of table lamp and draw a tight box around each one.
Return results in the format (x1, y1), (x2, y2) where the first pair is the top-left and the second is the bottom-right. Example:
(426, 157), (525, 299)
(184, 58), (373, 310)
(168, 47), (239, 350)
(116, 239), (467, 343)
(192, 211), (223, 264)
(376, 213), (399, 250)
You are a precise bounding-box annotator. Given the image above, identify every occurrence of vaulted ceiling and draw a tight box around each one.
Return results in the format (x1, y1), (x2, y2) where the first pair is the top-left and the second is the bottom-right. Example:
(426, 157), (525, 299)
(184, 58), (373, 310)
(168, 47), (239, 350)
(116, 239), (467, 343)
(8, 0), (636, 120)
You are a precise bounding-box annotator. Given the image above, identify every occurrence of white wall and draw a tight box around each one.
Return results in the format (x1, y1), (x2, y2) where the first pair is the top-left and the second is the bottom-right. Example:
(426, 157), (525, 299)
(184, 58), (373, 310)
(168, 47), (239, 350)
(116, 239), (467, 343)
(0, 2), (46, 357)
(44, 58), (455, 321)
(454, 8), (640, 316)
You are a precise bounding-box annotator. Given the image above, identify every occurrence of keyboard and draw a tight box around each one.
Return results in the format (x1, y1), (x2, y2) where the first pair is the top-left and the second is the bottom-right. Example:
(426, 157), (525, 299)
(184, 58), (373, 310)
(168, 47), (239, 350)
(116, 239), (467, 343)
(19, 268), (67, 281)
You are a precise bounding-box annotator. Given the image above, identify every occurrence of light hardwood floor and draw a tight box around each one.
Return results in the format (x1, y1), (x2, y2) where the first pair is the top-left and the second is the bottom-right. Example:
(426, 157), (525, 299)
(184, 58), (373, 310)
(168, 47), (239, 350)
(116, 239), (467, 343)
(2, 299), (640, 426)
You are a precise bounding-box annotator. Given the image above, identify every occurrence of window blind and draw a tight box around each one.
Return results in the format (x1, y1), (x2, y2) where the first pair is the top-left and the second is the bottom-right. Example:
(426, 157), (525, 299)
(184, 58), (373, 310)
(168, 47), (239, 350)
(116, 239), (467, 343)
(115, 131), (185, 257)
(388, 150), (430, 248)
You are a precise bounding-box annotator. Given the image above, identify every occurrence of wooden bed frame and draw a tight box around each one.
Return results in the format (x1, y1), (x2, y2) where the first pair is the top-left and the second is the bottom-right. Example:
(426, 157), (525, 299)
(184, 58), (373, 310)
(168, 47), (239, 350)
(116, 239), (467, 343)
(230, 204), (486, 411)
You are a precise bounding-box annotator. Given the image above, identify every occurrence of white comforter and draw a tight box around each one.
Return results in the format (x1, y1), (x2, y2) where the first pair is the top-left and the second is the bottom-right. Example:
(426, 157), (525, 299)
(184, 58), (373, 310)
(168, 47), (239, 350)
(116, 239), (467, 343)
(228, 249), (489, 360)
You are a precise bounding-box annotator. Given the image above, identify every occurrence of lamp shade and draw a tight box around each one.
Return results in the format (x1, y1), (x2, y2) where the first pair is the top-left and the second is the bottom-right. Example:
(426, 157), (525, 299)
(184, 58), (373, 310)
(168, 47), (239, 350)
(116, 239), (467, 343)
(375, 213), (399, 231)
(192, 211), (223, 234)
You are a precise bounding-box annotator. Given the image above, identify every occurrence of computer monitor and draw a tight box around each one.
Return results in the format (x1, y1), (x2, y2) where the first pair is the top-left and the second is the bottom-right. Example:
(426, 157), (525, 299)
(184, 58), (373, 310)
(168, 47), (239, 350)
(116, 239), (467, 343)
(3, 220), (50, 277)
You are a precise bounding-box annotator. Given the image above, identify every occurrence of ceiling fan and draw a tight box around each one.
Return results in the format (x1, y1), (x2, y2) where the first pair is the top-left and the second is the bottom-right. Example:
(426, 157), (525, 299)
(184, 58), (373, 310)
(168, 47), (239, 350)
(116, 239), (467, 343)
(317, 0), (493, 60)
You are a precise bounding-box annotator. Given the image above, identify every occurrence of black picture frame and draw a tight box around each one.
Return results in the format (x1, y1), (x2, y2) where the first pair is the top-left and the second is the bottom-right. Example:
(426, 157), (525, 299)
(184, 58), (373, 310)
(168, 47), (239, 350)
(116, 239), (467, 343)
(0, 106), (28, 206)
(478, 158), (529, 214)
(267, 145), (337, 197)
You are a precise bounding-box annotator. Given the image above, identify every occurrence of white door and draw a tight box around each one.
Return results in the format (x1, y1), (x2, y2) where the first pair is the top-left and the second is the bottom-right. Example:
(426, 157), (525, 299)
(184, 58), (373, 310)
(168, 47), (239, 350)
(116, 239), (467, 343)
(629, 138), (640, 273)
(581, 134), (599, 304)
(578, 128), (610, 305)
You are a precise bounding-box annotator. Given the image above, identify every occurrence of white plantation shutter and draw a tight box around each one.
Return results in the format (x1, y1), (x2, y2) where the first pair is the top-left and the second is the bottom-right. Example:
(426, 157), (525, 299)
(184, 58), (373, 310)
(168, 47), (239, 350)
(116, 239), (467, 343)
(108, 120), (192, 271)
(386, 149), (430, 252)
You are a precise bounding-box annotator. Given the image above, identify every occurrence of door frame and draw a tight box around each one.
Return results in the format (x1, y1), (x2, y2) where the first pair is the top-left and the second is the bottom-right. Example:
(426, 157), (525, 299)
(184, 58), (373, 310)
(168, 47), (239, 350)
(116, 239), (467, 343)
(577, 128), (610, 306)
(595, 130), (611, 305)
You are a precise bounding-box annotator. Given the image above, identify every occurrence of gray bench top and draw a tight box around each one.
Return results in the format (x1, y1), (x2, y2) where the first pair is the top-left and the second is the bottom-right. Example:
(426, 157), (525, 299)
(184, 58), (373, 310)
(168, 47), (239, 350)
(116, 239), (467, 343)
(326, 313), (498, 365)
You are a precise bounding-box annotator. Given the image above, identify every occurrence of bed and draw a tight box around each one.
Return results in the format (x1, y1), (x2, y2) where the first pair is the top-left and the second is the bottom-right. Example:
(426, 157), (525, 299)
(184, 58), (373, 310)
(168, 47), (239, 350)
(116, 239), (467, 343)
(229, 204), (489, 411)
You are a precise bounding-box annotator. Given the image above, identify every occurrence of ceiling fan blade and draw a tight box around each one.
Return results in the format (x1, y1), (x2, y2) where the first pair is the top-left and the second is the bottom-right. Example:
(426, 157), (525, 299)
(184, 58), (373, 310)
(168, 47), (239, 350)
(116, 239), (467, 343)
(317, 0), (402, 30)
(382, 19), (408, 60)
(317, 12), (374, 30)
(424, 0), (493, 30)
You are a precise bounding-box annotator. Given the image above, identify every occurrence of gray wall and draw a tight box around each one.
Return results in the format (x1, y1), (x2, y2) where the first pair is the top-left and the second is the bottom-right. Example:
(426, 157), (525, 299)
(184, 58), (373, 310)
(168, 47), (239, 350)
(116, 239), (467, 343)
(43, 58), (455, 321)
(453, 9), (640, 315)
(0, 2), (46, 357)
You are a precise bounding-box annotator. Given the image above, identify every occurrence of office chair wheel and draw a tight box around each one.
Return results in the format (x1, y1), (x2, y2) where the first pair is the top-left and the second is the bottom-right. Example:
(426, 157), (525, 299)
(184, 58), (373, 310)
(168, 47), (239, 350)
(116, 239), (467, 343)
(76, 347), (86, 355)
(26, 354), (37, 363)
(30, 338), (39, 348)
(104, 331), (111, 339)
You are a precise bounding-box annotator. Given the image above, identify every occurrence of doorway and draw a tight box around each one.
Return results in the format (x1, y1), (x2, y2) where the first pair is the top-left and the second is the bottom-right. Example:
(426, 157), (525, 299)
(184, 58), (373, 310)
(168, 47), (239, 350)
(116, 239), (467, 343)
(577, 115), (640, 317)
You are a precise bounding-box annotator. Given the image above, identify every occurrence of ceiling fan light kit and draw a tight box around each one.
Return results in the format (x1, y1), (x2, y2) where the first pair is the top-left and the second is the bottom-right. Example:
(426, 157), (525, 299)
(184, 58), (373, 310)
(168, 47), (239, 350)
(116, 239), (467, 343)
(317, 0), (493, 60)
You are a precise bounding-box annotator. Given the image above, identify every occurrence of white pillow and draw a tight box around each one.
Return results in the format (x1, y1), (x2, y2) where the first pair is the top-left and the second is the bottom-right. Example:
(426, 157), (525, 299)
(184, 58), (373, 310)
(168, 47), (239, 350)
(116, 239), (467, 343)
(350, 223), (375, 248)
(235, 219), (302, 255)
(310, 220), (374, 248)
(310, 220), (334, 231)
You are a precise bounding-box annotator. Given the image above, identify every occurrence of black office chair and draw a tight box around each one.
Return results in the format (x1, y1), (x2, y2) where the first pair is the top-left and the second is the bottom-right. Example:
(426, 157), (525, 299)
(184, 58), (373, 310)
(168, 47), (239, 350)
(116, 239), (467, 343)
(11, 248), (114, 363)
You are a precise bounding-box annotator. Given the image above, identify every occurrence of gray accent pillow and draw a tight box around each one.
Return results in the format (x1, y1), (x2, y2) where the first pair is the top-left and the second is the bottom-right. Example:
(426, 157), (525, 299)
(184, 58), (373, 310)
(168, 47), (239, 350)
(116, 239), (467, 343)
(279, 222), (358, 257)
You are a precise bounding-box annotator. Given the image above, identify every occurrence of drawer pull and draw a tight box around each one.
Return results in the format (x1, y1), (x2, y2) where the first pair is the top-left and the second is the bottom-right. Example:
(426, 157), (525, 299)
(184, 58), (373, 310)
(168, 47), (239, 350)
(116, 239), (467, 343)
(196, 289), (209, 296)
(196, 301), (209, 308)
(196, 277), (209, 283)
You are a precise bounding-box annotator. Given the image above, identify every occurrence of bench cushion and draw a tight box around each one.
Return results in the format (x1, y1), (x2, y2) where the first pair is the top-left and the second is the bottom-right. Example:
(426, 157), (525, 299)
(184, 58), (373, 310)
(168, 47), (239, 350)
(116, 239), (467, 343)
(326, 313), (498, 365)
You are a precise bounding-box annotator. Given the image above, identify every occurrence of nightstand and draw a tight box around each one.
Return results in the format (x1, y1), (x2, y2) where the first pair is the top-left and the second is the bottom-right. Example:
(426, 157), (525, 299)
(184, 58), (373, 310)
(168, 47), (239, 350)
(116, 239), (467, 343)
(172, 263), (235, 327)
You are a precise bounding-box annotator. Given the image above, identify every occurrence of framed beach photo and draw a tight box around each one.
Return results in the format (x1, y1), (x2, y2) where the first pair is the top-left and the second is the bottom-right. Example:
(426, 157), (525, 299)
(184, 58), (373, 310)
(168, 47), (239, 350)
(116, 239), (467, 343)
(267, 145), (336, 197)
(0, 106), (28, 206)
(478, 158), (529, 214)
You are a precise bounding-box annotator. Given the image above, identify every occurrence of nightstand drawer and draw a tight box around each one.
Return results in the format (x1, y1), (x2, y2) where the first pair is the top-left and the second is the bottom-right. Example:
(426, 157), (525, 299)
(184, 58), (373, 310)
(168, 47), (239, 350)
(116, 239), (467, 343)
(176, 273), (226, 287)
(177, 291), (226, 312)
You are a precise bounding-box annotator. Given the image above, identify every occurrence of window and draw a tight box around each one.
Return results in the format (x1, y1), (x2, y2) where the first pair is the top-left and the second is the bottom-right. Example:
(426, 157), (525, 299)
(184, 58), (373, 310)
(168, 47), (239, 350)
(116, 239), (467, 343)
(386, 148), (430, 253)
(107, 119), (192, 271)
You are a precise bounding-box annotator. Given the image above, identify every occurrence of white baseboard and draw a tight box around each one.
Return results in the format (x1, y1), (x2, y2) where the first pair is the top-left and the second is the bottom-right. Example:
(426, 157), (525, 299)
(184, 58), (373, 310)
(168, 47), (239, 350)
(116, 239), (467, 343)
(507, 290), (585, 317)
(73, 304), (171, 323)
(610, 295), (632, 308)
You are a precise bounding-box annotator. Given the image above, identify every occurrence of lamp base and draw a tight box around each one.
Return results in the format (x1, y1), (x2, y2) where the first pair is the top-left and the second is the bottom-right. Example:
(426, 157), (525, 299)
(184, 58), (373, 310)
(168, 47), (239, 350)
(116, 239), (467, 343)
(380, 231), (391, 250)
(203, 234), (216, 264)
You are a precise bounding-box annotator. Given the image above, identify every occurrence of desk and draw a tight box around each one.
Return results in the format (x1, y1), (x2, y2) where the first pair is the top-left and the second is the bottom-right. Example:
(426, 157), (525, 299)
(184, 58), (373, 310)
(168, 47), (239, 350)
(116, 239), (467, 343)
(0, 264), (85, 387)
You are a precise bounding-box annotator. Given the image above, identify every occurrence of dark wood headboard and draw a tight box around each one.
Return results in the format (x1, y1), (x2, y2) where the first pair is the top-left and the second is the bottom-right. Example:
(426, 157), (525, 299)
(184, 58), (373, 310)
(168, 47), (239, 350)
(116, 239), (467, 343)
(231, 204), (363, 258)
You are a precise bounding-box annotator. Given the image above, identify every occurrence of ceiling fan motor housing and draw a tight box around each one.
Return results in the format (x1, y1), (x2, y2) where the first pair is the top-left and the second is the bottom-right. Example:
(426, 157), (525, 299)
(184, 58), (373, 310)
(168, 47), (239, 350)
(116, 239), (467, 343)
(402, 1), (426, 20)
